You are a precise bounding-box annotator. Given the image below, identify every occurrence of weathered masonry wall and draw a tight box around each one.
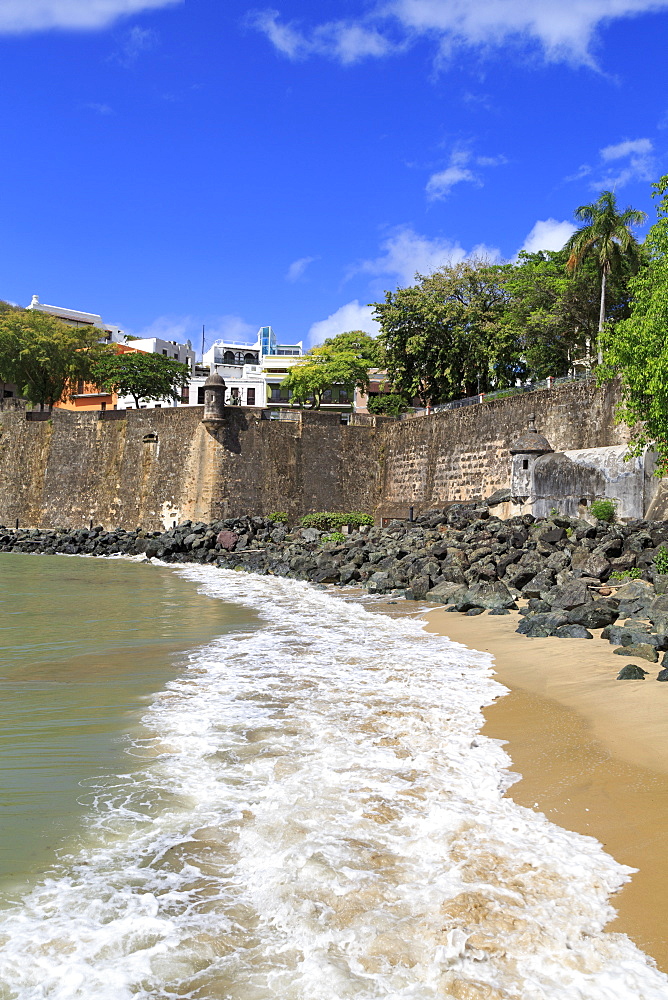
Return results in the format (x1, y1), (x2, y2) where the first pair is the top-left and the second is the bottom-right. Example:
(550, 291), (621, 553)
(0, 380), (631, 530)
(0, 407), (384, 530)
(377, 380), (629, 519)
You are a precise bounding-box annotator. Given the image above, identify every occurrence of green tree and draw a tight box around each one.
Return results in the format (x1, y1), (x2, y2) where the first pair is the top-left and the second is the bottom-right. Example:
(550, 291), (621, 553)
(599, 175), (668, 472)
(366, 392), (409, 417)
(91, 350), (190, 409)
(564, 190), (647, 363)
(321, 329), (384, 367)
(502, 248), (634, 380)
(0, 306), (102, 409)
(371, 260), (523, 406)
(280, 346), (370, 408)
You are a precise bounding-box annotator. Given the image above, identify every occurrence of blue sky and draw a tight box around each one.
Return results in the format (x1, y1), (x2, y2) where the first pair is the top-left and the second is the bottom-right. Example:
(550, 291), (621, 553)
(1, 0), (667, 354)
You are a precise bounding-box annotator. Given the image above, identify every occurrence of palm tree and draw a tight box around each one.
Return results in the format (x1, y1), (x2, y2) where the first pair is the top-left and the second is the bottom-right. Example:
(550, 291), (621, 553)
(564, 190), (646, 364)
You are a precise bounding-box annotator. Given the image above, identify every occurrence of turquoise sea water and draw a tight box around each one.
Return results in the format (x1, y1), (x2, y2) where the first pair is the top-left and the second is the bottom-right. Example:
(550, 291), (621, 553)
(0, 553), (256, 891)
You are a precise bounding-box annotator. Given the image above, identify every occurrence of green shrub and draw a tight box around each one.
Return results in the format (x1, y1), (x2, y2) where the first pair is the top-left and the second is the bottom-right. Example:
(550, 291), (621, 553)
(367, 393), (409, 417)
(589, 499), (616, 523)
(322, 531), (346, 545)
(654, 545), (668, 575)
(610, 568), (642, 581)
(268, 511), (288, 524)
(300, 512), (374, 530)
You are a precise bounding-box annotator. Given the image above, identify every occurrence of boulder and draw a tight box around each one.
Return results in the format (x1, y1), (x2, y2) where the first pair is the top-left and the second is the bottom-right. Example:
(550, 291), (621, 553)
(405, 576), (431, 601)
(487, 608), (511, 615)
(463, 580), (516, 609)
(552, 624), (593, 639)
(616, 664), (649, 680)
(521, 569), (556, 599)
(613, 578), (655, 604)
(216, 530), (238, 551)
(657, 668), (668, 681)
(516, 612), (568, 636)
(425, 581), (468, 604)
(612, 643), (658, 662)
(648, 594), (668, 630)
(465, 607), (485, 616)
(567, 601), (619, 629)
(546, 579), (592, 611)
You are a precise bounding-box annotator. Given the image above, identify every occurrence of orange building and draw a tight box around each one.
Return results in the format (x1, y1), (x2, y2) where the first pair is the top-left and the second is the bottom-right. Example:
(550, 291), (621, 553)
(55, 344), (140, 412)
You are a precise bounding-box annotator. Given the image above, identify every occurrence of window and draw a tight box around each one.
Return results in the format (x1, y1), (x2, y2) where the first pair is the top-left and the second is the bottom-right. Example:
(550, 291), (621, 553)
(173, 353), (178, 359)
(224, 351), (235, 364)
(76, 379), (85, 395)
(247, 388), (255, 405)
(197, 386), (206, 404)
(162, 349), (167, 356)
(100, 402), (106, 411)
(338, 388), (349, 403)
(322, 388), (332, 403)
(522, 459), (529, 470)
(270, 385), (281, 401)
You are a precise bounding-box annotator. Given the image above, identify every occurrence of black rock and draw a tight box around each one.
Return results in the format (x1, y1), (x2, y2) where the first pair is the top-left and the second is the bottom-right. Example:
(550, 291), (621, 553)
(657, 668), (668, 681)
(465, 607), (485, 616)
(487, 608), (510, 615)
(612, 643), (658, 662)
(552, 624), (593, 639)
(567, 601), (618, 629)
(617, 664), (649, 680)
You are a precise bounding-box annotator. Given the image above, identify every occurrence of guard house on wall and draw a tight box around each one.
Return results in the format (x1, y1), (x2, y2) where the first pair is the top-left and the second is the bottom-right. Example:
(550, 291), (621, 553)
(509, 414), (553, 504)
(202, 371), (226, 431)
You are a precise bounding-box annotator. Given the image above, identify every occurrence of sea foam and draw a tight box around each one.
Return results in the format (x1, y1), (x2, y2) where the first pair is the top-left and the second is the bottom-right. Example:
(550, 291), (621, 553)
(0, 566), (665, 999)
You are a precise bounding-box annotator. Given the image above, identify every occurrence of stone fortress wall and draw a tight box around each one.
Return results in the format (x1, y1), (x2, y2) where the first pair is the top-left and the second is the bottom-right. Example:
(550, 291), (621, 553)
(0, 379), (640, 531)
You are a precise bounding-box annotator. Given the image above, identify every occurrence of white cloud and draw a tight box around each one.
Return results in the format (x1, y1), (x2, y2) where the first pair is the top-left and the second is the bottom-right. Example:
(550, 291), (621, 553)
(570, 136), (656, 189)
(355, 226), (500, 286)
(250, 1), (668, 68)
(0, 0), (181, 34)
(246, 9), (400, 64)
(600, 137), (653, 160)
(308, 301), (379, 345)
(286, 256), (318, 282)
(519, 218), (577, 254)
(85, 102), (115, 115)
(426, 148), (506, 200)
(112, 24), (157, 65)
(426, 165), (478, 199)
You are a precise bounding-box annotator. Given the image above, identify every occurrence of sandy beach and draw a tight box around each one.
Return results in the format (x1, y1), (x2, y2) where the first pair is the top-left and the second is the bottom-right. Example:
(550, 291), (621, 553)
(421, 606), (668, 973)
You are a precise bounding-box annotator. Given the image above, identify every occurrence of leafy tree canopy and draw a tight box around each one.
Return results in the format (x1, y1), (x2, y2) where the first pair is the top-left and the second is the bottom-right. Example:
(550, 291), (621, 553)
(366, 392), (409, 417)
(280, 346), (370, 408)
(321, 329), (384, 367)
(0, 306), (102, 409)
(501, 248), (634, 380)
(91, 350), (190, 409)
(564, 190), (647, 362)
(599, 175), (668, 472)
(371, 260), (524, 405)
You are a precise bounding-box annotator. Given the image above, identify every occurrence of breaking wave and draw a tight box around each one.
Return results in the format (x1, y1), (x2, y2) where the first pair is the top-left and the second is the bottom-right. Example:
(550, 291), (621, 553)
(0, 566), (665, 999)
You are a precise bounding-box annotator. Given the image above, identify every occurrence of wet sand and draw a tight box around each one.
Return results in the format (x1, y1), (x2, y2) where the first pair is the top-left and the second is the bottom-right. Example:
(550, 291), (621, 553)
(422, 607), (668, 973)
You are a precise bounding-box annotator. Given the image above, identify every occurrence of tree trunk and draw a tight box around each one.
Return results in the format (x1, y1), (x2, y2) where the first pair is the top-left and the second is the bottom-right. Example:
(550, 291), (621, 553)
(597, 267), (607, 365)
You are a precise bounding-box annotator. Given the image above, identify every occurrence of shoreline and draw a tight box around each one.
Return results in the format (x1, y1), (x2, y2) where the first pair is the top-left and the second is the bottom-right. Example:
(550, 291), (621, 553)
(420, 605), (668, 973)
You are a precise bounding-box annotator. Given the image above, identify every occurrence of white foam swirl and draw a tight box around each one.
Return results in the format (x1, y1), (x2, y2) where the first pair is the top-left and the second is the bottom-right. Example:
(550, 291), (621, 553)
(0, 567), (665, 999)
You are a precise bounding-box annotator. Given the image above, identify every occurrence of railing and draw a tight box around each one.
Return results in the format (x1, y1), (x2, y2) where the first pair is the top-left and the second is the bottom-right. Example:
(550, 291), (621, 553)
(260, 409), (301, 422)
(401, 372), (594, 419)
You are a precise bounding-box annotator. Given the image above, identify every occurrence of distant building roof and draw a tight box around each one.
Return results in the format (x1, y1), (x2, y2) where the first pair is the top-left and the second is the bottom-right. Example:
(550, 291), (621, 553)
(27, 294), (104, 327)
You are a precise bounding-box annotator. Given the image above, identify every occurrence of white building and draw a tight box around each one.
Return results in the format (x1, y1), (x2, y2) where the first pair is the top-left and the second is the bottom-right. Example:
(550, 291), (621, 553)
(192, 325), (303, 409)
(26, 294), (125, 344)
(118, 337), (196, 409)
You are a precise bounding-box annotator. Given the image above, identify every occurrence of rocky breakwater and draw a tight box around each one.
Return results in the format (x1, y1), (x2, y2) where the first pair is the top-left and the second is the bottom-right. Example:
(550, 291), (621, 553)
(4, 505), (668, 680)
